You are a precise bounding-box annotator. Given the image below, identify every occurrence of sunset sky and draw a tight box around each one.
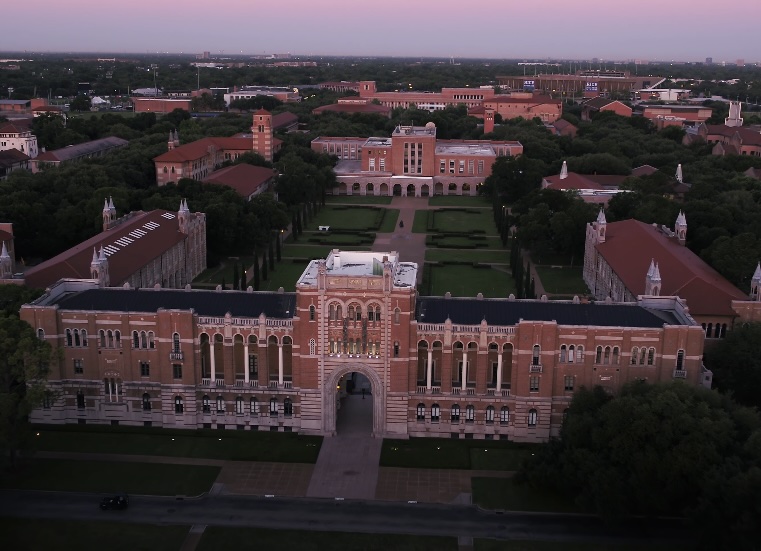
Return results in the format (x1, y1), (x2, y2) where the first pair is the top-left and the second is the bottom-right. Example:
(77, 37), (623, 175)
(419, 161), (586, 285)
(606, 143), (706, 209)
(1, 0), (757, 61)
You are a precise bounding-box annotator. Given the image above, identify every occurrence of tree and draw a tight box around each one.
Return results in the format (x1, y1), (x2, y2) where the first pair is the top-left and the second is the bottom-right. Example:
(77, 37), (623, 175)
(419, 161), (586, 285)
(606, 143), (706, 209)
(706, 323), (761, 409)
(232, 263), (239, 290)
(0, 313), (53, 468)
(268, 239), (275, 271)
(239, 262), (246, 290)
(253, 249), (260, 290)
(69, 95), (92, 112)
(276, 234), (282, 262)
(261, 253), (268, 282)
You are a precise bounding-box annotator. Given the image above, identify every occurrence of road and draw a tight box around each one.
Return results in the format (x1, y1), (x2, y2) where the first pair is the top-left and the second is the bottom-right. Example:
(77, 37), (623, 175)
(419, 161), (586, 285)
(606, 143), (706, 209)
(0, 490), (693, 546)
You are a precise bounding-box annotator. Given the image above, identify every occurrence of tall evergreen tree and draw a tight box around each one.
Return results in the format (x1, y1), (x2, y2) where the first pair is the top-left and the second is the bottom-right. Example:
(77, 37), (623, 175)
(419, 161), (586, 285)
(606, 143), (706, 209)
(221, 277), (226, 291)
(253, 250), (260, 290)
(261, 254), (268, 281)
(232, 263), (239, 290)
(240, 262), (246, 290)
(292, 215), (298, 241)
(268, 239), (275, 271)
(524, 262), (532, 299)
(514, 260), (524, 298)
(276, 234), (282, 262)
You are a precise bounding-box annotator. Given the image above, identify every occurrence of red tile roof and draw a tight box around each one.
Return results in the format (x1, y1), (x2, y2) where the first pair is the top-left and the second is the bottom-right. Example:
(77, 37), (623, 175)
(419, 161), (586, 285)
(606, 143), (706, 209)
(544, 172), (626, 190)
(0, 122), (31, 134)
(204, 164), (276, 197)
(631, 165), (658, 177)
(597, 220), (747, 316)
(312, 103), (391, 116)
(272, 111), (298, 130)
(153, 137), (251, 163)
(24, 210), (188, 290)
(487, 94), (559, 105)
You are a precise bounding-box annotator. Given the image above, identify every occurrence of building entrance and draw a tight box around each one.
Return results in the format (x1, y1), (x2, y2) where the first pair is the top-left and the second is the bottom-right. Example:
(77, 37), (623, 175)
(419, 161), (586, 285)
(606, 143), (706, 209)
(335, 372), (373, 435)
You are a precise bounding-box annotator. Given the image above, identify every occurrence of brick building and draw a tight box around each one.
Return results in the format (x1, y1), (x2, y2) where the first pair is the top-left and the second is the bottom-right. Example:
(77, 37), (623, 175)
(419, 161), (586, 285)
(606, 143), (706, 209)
(0, 121), (38, 158)
(469, 93), (562, 124)
(497, 70), (660, 98)
(30, 137), (128, 173)
(581, 97), (632, 121)
(23, 250), (718, 442)
(312, 123), (522, 197)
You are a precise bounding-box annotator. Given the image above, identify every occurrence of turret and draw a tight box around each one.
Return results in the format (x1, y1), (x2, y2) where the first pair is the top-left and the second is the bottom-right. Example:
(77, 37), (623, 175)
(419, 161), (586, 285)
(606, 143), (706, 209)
(484, 108), (495, 134)
(644, 259), (661, 296)
(675, 163), (683, 184)
(560, 160), (568, 180)
(168, 130), (175, 151)
(0, 241), (12, 279)
(594, 208), (607, 243)
(178, 198), (190, 234)
(725, 101), (743, 127)
(675, 210), (687, 246)
(102, 196), (116, 231)
(751, 262), (761, 301)
(252, 109), (273, 162)
(90, 246), (109, 287)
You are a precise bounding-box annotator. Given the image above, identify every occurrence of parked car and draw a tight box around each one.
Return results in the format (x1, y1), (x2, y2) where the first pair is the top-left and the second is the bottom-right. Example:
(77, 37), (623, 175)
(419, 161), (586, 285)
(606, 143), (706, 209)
(100, 493), (129, 510)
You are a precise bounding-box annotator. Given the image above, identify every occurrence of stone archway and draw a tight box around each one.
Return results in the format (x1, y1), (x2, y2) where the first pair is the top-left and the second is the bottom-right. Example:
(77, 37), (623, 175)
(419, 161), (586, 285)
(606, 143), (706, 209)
(323, 363), (384, 437)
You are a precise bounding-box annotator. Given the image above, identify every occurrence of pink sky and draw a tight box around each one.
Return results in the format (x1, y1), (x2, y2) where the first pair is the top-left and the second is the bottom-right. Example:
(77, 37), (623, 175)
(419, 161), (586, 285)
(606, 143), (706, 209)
(1, 0), (758, 61)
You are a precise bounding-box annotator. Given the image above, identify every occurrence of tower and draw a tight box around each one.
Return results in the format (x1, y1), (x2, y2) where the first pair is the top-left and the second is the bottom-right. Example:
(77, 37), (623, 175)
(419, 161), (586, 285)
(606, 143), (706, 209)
(252, 109), (273, 162)
(675, 163), (683, 184)
(751, 262), (761, 301)
(725, 101), (743, 127)
(484, 108), (495, 134)
(0, 241), (12, 279)
(560, 160), (568, 180)
(102, 197), (116, 231)
(675, 210), (687, 246)
(168, 130), (175, 151)
(178, 198), (190, 234)
(90, 246), (109, 287)
(359, 81), (377, 98)
(645, 259), (661, 296)
(594, 208), (606, 243)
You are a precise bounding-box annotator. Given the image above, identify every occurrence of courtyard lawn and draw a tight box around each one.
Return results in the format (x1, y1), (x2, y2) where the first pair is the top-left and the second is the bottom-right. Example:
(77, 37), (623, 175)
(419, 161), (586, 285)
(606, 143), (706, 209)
(194, 256), (256, 286)
(1, 458), (220, 496)
(259, 260), (311, 292)
(325, 194), (393, 205)
(429, 235), (504, 249)
(412, 210), (430, 233)
(310, 205), (387, 231)
(0, 519), (189, 551)
(430, 208), (497, 234)
(428, 265), (515, 298)
(471, 477), (578, 513)
(470, 447), (534, 471)
(474, 540), (689, 551)
(378, 208), (400, 232)
(534, 266), (589, 295)
(30, 425), (323, 463)
(426, 249), (509, 264)
(428, 195), (491, 207)
(381, 438), (536, 470)
(198, 527), (458, 551)
(529, 250), (576, 266)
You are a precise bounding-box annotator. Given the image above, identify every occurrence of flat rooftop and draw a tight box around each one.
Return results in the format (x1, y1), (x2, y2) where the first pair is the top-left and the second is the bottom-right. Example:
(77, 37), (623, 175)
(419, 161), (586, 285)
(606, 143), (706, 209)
(297, 250), (418, 288)
(364, 137), (392, 147)
(393, 124), (437, 137)
(435, 142), (496, 156)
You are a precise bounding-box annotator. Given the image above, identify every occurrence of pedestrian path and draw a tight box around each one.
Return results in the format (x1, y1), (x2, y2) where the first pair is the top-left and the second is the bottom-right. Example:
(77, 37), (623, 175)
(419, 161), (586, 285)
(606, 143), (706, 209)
(373, 196), (427, 283)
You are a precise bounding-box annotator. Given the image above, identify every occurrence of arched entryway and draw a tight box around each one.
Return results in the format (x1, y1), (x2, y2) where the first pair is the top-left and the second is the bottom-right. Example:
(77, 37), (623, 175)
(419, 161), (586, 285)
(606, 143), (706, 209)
(393, 183), (402, 196)
(421, 184), (430, 197)
(406, 184), (416, 197)
(380, 183), (389, 196)
(323, 364), (384, 436)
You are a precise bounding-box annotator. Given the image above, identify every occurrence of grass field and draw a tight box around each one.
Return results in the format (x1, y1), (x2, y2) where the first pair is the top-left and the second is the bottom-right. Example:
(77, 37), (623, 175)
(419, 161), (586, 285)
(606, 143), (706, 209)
(0, 519), (189, 551)
(430, 209), (497, 234)
(381, 438), (537, 470)
(534, 266), (588, 295)
(30, 425), (323, 462)
(412, 210), (430, 233)
(429, 235), (504, 249)
(326, 195), (394, 205)
(428, 265), (514, 298)
(426, 249), (509, 264)
(311, 205), (387, 231)
(197, 526), (458, 551)
(471, 477), (578, 513)
(474, 540), (688, 551)
(194, 256), (255, 286)
(428, 195), (491, 207)
(1, 458), (220, 496)
(259, 260), (310, 291)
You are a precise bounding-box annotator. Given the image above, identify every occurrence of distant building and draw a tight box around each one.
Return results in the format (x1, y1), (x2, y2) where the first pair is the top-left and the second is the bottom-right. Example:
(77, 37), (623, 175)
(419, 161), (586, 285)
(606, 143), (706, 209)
(0, 148), (31, 180)
(636, 89), (691, 102)
(203, 164), (277, 200)
(353, 80), (497, 111)
(224, 86), (301, 106)
(131, 97), (193, 113)
(30, 136), (128, 173)
(683, 104), (761, 156)
(318, 81), (361, 93)
(469, 93), (562, 123)
(312, 100), (392, 118)
(0, 121), (38, 158)
(641, 105), (712, 128)
(546, 119), (578, 138)
(581, 97), (632, 121)
(0, 99), (31, 113)
(497, 70), (660, 98)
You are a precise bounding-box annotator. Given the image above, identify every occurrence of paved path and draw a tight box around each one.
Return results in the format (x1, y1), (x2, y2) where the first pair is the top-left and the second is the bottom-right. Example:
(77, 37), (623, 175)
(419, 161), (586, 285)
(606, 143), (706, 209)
(306, 394), (382, 500)
(373, 196), (428, 283)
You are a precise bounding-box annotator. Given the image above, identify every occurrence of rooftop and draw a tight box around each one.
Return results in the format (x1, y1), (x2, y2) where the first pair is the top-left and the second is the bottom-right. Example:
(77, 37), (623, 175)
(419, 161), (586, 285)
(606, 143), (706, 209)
(392, 124), (437, 137)
(297, 250), (418, 288)
(35, 136), (128, 163)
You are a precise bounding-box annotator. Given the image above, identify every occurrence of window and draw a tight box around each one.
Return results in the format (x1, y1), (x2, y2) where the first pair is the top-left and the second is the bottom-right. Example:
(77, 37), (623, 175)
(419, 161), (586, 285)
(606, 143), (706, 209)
(309, 305), (315, 321)
(235, 396), (244, 415)
(142, 393), (151, 411)
(104, 378), (122, 403)
(532, 345), (540, 365)
(249, 353), (258, 379)
(451, 404), (460, 423)
(647, 348), (655, 365)
(431, 404), (440, 422)
(172, 333), (181, 353)
(440, 160), (445, 174)
(394, 308), (400, 324)
(270, 397), (278, 416)
(148, 332), (155, 349)
(500, 407), (509, 424)
(73, 359), (84, 374)
(393, 341), (400, 358)
(250, 397), (258, 416)
(42, 392), (52, 409)
(76, 391), (85, 409)
(173, 364), (182, 379)
(603, 346), (611, 364)
(528, 409), (538, 427)
(216, 396), (225, 413)
(449, 160), (455, 174)
(568, 345), (575, 363)
(140, 361), (150, 377)
(612, 347), (619, 365)
(564, 375), (575, 391)
(595, 346), (602, 364)
(416, 403), (426, 421)
(284, 398), (293, 417)
(133, 331), (139, 348)
(202, 395), (211, 413)
(529, 376), (539, 392)
(66, 329), (73, 347)
(37, 328), (45, 340)
(309, 339), (316, 356)
(631, 347), (638, 365)
(485, 406), (495, 424)
(465, 405), (475, 423)
(577, 346), (584, 362)
(329, 304), (336, 321)
(559, 345), (567, 363)
(459, 160), (465, 174)
(174, 396), (184, 414)
(676, 349), (685, 371)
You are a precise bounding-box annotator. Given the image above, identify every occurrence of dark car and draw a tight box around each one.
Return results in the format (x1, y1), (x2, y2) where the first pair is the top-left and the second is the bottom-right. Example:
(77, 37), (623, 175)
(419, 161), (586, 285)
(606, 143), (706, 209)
(100, 493), (129, 510)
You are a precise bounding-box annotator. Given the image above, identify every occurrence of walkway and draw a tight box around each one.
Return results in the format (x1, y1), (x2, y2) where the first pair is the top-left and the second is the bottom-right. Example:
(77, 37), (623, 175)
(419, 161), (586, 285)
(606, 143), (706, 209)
(306, 393), (382, 500)
(372, 196), (428, 284)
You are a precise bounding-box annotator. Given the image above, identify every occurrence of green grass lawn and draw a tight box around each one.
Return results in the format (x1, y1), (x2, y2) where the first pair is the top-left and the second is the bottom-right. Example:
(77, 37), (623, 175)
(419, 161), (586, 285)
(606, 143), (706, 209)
(194, 256), (255, 285)
(430, 209), (497, 234)
(534, 266), (589, 295)
(471, 477), (578, 513)
(310, 205), (386, 231)
(30, 425), (323, 462)
(426, 249), (509, 264)
(0, 518), (189, 551)
(428, 195), (491, 207)
(1, 458), (220, 496)
(381, 438), (537, 470)
(378, 208), (400, 232)
(530, 250), (577, 266)
(430, 235), (504, 248)
(428, 265), (514, 298)
(198, 526), (458, 551)
(412, 210), (430, 233)
(259, 260), (311, 291)
(474, 540), (688, 551)
(325, 194), (393, 205)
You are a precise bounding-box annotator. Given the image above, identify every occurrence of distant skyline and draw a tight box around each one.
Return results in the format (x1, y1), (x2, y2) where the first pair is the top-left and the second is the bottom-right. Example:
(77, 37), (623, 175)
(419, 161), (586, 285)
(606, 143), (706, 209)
(1, 0), (758, 63)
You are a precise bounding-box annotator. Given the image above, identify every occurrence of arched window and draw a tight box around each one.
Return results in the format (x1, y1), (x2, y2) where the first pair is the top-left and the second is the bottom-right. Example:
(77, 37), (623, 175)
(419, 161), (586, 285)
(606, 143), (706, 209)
(202, 395), (211, 413)
(720, 324), (727, 338)
(174, 396), (184, 414)
(269, 397), (278, 416)
(309, 338), (316, 356)
(216, 396), (225, 413)
(465, 405), (475, 423)
(37, 328), (45, 340)
(250, 397), (258, 416)
(639, 348), (647, 365)
(348, 305), (355, 320)
(393, 341), (400, 358)
(647, 348), (655, 365)
(115, 331), (121, 348)
(631, 347), (639, 365)
(577, 346), (584, 362)
(532, 345), (540, 366)
(100, 330), (107, 348)
(105, 330), (112, 348)
(485, 406), (495, 424)
(335, 305), (342, 319)
(559, 345), (567, 363)
(394, 308), (400, 324)
(416, 403), (426, 421)
(568, 345), (575, 363)
(309, 305), (315, 321)
(235, 396), (244, 415)
(74, 330), (81, 347)
(500, 406), (509, 424)
(603, 346), (611, 364)
(173, 333), (181, 353)
(595, 346), (602, 364)
(451, 404), (460, 422)
(676, 349), (685, 371)
(329, 304), (336, 321)
(133, 331), (139, 349)
(142, 393), (151, 411)
(148, 332), (155, 349)
(140, 331), (147, 349)
(431, 404), (440, 422)
(355, 305), (362, 320)
(284, 398), (293, 416)
(81, 330), (88, 347)
(612, 347), (619, 365)
(528, 409), (538, 427)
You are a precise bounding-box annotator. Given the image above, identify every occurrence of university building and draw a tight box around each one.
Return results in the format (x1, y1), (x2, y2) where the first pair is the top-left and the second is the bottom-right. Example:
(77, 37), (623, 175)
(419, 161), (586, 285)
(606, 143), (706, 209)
(312, 123), (523, 197)
(23, 250), (717, 443)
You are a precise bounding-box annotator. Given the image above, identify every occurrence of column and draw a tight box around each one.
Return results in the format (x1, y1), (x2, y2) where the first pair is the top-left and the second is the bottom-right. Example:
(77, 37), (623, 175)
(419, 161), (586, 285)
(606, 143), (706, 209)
(210, 345), (216, 383)
(278, 343), (284, 385)
(243, 342), (250, 384)
(461, 351), (468, 392)
(496, 352), (503, 393)
(426, 350), (433, 390)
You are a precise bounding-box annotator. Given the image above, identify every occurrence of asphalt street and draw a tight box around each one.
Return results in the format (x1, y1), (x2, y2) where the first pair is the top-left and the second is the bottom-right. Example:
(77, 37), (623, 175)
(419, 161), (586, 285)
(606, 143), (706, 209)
(0, 489), (693, 546)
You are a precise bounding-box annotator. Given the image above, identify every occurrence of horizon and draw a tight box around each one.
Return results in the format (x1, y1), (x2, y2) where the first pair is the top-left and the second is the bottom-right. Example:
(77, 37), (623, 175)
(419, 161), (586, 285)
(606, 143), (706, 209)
(1, 0), (758, 63)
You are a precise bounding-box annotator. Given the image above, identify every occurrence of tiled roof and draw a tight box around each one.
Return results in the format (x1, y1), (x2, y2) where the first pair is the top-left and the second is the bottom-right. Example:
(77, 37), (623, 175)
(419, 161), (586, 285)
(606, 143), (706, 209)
(552, 119), (576, 131)
(313, 103), (391, 116)
(50, 287), (296, 319)
(631, 165), (658, 177)
(153, 137), (251, 163)
(204, 164), (276, 197)
(544, 172), (626, 190)
(0, 122), (31, 134)
(34, 136), (128, 163)
(416, 297), (681, 327)
(272, 111), (298, 130)
(24, 210), (188, 290)
(596, 220), (747, 316)
(0, 148), (30, 163)
(487, 95), (559, 105)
